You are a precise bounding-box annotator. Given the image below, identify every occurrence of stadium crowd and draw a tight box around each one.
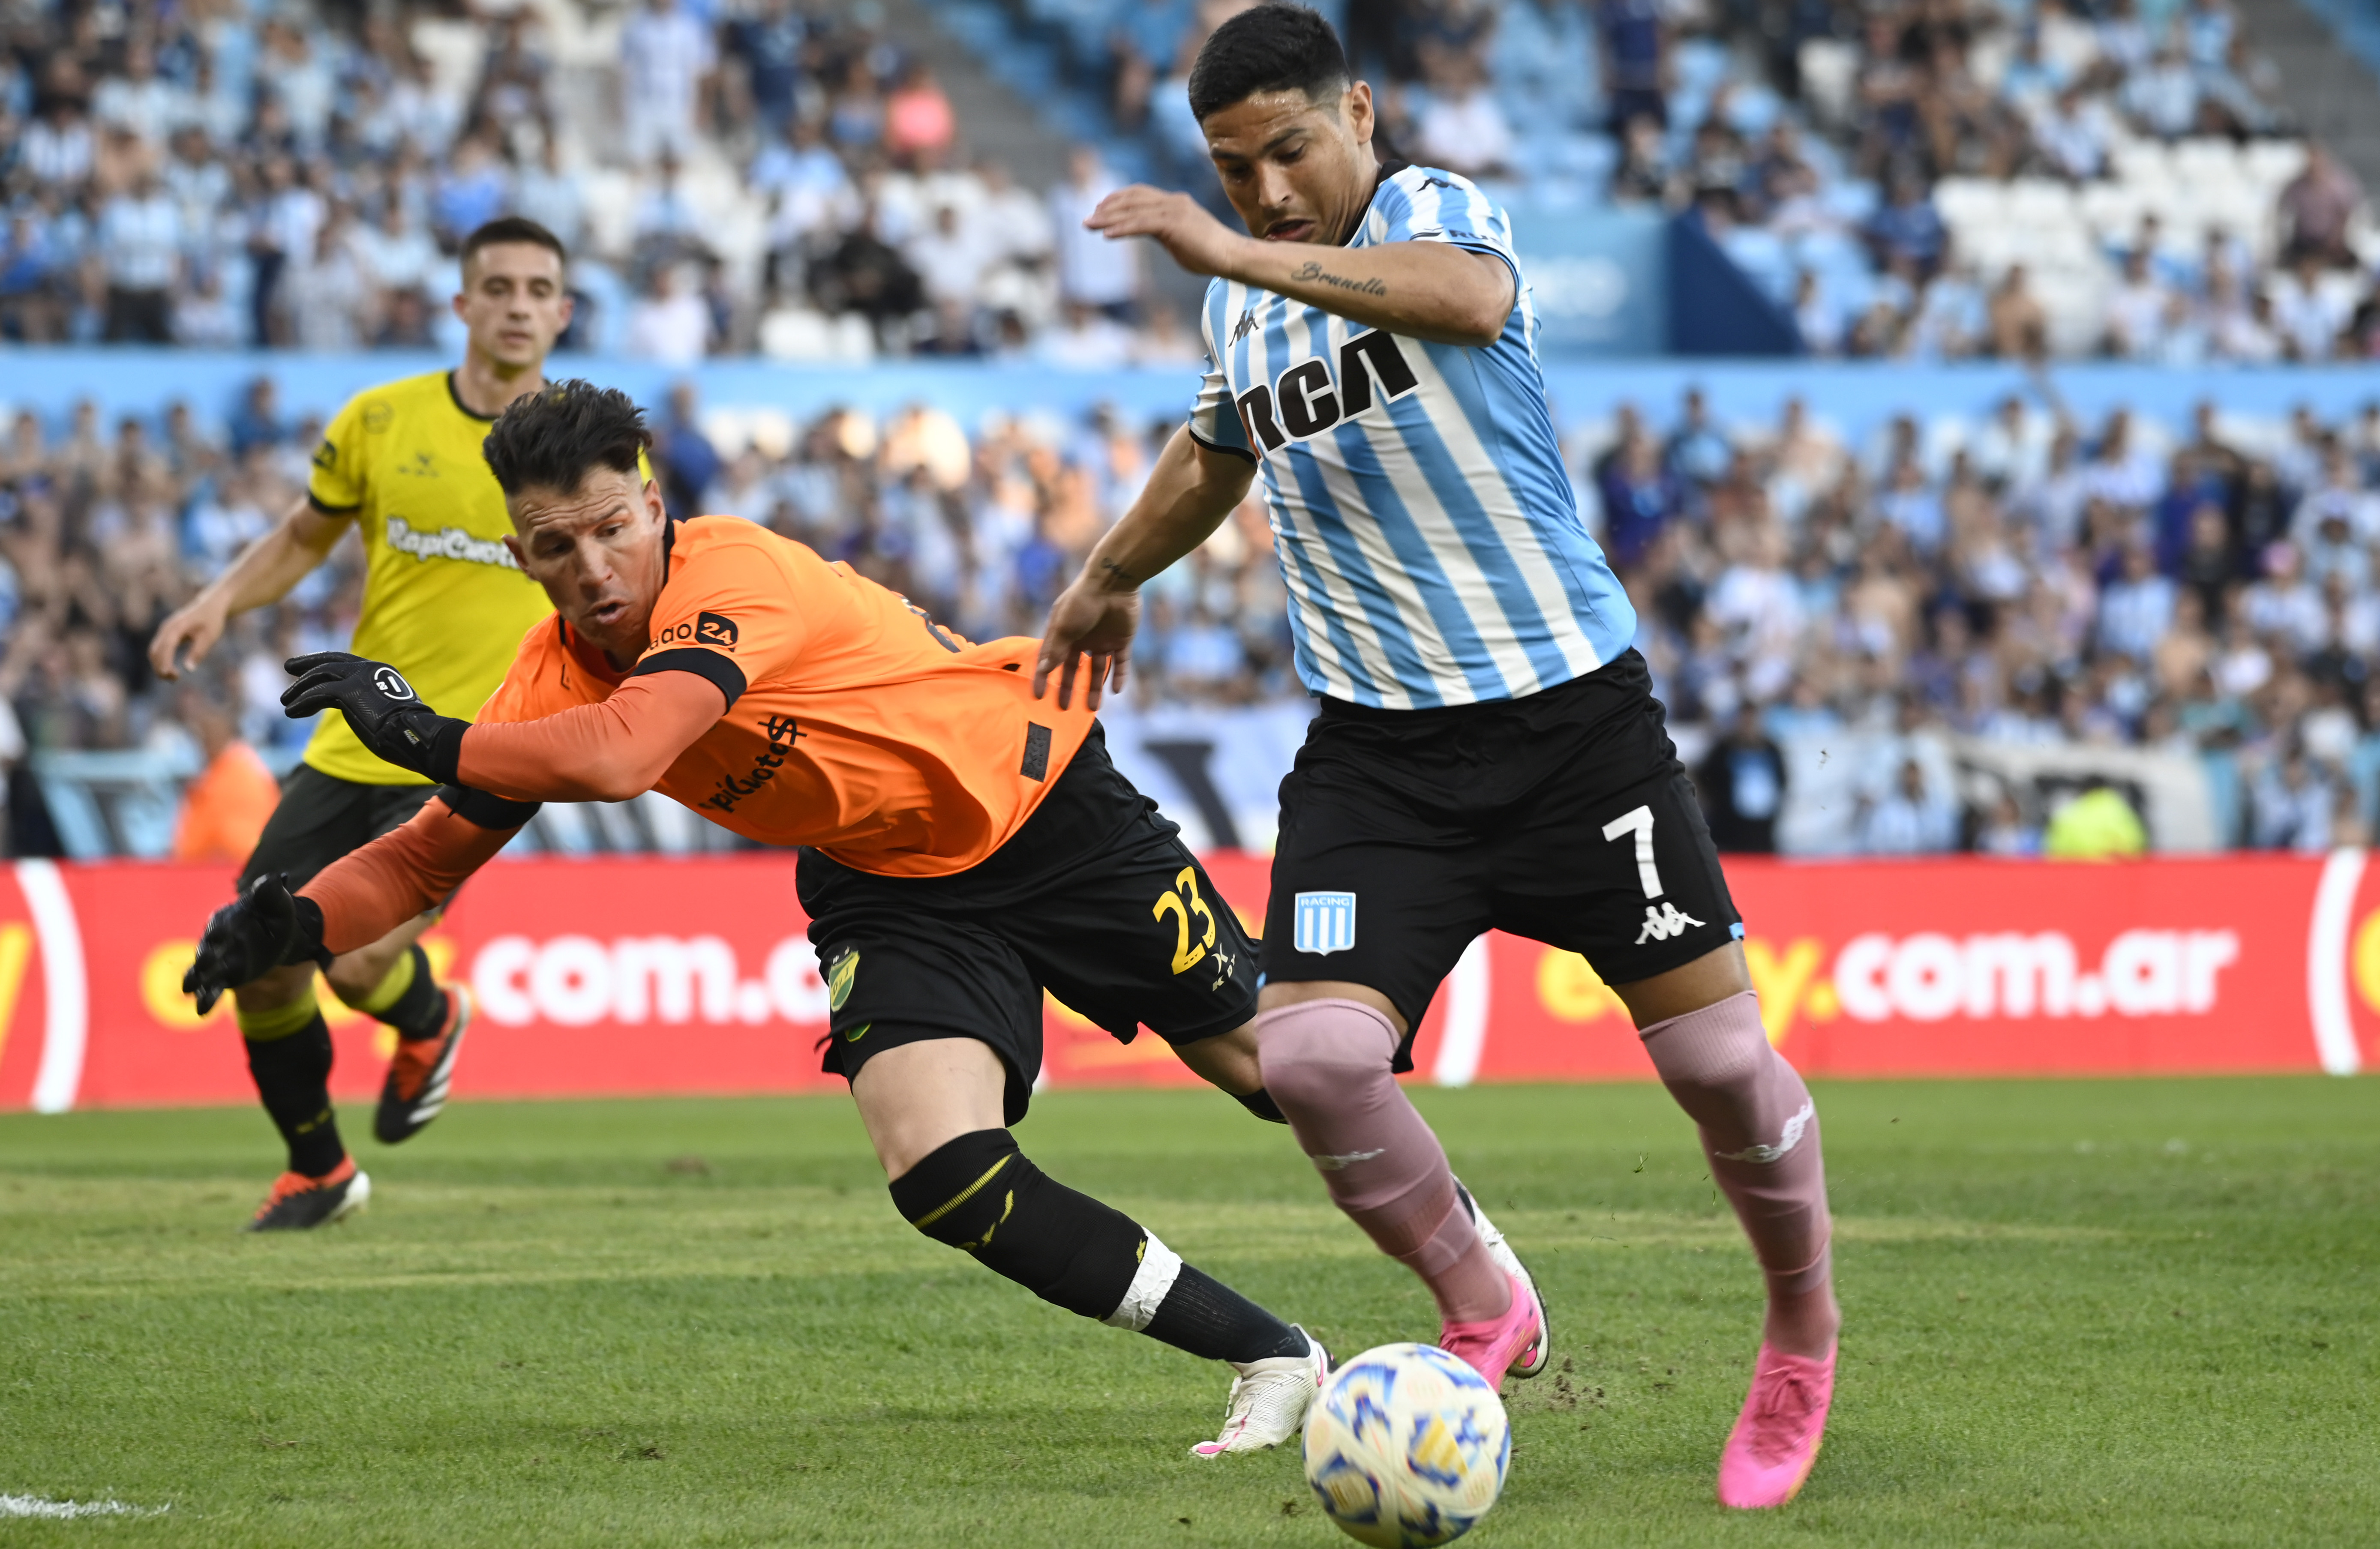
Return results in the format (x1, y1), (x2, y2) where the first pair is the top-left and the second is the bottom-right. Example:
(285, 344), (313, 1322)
(0, 0), (1197, 361)
(1085, 0), (2378, 360)
(6, 379), (2380, 857)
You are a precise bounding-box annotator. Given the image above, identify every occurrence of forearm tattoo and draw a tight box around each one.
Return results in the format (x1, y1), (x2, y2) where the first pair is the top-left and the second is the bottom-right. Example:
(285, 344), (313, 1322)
(1290, 260), (1388, 297)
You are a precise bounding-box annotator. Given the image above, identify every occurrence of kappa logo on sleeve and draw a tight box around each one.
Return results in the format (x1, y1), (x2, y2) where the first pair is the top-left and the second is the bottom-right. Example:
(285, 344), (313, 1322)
(696, 611), (739, 650)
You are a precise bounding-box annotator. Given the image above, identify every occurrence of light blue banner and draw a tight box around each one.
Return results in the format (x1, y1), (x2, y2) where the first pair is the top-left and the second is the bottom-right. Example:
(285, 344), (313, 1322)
(3, 348), (2375, 445)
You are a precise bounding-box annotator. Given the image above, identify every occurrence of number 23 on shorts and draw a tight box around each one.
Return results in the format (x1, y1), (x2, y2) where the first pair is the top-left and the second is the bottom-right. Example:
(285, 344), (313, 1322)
(1153, 866), (1218, 974)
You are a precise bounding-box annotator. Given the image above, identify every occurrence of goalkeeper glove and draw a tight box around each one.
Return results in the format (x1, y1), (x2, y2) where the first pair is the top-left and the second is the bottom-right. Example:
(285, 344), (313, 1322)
(183, 873), (330, 1014)
(281, 652), (466, 782)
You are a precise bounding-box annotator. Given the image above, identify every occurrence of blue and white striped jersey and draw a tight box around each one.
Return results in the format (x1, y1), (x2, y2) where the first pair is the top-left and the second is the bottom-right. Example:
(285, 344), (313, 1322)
(1186, 164), (1636, 710)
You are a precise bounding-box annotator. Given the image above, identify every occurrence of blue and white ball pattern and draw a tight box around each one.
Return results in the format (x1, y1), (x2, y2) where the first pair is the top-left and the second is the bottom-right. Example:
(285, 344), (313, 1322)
(1301, 1342), (1512, 1548)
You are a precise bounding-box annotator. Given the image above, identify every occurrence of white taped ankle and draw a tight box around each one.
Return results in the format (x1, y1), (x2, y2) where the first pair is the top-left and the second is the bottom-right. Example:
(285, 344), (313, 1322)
(1102, 1229), (1184, 1331)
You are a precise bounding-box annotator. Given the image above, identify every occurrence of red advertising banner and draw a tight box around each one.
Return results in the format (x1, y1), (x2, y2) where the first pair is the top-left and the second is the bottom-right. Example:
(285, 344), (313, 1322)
(0, 851), (2369, 1113)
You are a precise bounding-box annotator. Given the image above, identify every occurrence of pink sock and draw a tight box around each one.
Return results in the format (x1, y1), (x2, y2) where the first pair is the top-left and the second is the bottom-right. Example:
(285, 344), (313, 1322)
(1257, 999), (1511, 1324)
(1640, 992), (1834, 1306)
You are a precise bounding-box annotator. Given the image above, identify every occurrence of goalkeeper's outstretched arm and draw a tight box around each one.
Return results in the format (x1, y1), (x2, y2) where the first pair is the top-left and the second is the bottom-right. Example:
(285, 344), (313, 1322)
(182, 789), (532, 1012)
(304, 791), (533, 955)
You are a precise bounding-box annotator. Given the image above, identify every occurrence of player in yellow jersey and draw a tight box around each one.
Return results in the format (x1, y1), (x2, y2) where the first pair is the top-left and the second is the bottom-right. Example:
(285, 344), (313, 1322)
(149, 217), (599, 1229)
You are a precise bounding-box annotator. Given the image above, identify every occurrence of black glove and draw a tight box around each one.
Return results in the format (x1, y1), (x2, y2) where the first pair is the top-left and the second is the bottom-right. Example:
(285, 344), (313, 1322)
(183, 873), (330, 1015)
(282, 652), (465, 782)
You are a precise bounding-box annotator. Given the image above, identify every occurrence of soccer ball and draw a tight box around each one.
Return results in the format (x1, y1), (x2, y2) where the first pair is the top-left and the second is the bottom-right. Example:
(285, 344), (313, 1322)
(1301, 1342), (1511, 1548)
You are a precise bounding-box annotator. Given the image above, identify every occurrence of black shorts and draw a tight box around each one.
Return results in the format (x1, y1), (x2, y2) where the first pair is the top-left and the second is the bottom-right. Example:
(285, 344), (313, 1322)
(237, 764), (446, 899)
(798, 724), (1261, 1125)
(1261, 650), (1741, 1069)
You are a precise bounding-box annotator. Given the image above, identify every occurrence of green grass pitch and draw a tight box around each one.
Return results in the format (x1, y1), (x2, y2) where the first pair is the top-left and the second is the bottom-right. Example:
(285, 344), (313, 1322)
(1, 1076), (2374, 1546)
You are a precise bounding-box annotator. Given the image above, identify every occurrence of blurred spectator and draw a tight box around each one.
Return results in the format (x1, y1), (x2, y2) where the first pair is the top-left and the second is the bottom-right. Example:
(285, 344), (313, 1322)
(2278, 144), (2364, 268)
(1600, 0), (1668, 131)
(1050, 148), (1139, 321)
(99, 168), (181, 345)
(1697, 704), (1787, 852)
(626, 264), (712, 366)
(1859, 758), (1959, 854)
(170, 691), (281, 863)
(884, 65), (957, 168)
(622, 0), (717, 165)
(2045, 779), (2150, 857)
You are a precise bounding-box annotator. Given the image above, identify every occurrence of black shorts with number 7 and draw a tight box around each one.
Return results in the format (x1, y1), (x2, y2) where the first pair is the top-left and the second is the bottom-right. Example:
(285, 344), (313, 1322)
(798, 723), (1260, 1126)
(1260, 649), (1742, 1070)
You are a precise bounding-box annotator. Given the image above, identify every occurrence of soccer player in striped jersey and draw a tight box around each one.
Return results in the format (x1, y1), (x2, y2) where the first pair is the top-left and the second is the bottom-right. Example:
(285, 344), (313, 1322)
(1035, 4), (1839, 1508)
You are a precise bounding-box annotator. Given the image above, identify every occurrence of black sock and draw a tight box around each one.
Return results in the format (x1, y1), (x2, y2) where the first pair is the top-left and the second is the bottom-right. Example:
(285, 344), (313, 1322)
(1145, 1265), (1311, 1363)
(890, 1128), (1306, 1363)
(244, 1017), (345, 1176)
(1235, 1087), (1288, 1124)
(375, 945), (450, 1041)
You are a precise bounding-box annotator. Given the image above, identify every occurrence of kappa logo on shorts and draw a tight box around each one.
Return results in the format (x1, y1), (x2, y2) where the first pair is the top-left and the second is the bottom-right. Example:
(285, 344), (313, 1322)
(826, 948), (859, 1012)
(370, 666), (416, 701)
(1292, 892), (1357, 956)
(1634, 902), (1705, 945)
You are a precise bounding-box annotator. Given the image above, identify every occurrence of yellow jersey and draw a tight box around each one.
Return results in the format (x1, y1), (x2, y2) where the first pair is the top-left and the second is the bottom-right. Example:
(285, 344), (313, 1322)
(300, 369), (648, 785)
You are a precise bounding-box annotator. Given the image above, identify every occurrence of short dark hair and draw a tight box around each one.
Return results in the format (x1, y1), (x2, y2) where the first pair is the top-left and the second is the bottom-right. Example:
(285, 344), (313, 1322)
(460, 216), (568, 270)
(482, 381), (650, 497)
(1186, 4), (1348, 121)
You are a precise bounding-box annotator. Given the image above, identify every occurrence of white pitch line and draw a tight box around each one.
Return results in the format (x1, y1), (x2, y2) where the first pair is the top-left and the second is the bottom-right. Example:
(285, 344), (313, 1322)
(0, 1494), (169, 1519)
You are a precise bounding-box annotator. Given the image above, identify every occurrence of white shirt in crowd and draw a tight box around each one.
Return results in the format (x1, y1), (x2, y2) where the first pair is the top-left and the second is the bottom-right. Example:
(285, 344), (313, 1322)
(621, 0), (715, 160)
(1417, 87), (1515, 179)
(627, 272), (711, 365)
(100, 190), (182, 291)
(1047, 156), (1138, 309)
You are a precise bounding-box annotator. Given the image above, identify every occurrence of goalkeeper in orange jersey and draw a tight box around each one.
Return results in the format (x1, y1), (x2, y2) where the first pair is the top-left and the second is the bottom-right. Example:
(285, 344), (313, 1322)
(181, 382), (1331, 1457)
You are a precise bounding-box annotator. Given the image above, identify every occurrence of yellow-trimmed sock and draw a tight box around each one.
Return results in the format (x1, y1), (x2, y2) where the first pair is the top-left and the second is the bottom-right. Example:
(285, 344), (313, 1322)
(236, 986), (323, 1042)
(238, 988), (343, 1176)
(350, 945), (449, 1041)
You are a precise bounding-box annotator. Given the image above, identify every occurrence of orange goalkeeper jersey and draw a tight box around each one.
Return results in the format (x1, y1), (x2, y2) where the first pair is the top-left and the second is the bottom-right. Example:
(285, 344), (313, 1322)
(477, 516), (1095, 877)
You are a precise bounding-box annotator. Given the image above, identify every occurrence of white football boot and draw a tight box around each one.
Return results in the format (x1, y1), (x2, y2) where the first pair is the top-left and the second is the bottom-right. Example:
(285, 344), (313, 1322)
(1189, 1326), (1331, 1456)
(1455, 1178), (1550, 1379)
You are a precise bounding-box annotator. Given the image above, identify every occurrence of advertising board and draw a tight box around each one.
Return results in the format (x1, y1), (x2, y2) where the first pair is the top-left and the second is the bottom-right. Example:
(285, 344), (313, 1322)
(0, 852), (2365, 1112)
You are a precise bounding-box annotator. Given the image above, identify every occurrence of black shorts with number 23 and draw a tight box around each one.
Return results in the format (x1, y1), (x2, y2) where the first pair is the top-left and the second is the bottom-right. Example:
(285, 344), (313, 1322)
(1261, 649), (1742, 1069)
(798, 723), (1259, 1125)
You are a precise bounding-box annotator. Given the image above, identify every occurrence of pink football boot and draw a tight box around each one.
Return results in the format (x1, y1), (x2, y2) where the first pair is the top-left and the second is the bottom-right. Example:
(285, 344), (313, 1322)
(1717, 1342), (1835, 1508)
(1437, 1270), (1544, 1390)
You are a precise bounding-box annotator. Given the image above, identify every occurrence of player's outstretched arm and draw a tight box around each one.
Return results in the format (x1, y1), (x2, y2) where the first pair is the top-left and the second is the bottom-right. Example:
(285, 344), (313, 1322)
(1085, 185), (1515, 347)
(181, 794), (526, 1012)
(279, 652), (724, 802)
(150, 496), (349, 680)
(1034, 426), (1254, 710)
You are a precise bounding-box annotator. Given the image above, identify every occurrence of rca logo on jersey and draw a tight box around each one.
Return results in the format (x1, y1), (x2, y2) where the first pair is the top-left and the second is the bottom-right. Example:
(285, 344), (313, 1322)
(1234, 329), (1420, 453)
(1293, 891), (1357, 956)
(384, 516), (520, 570)
(370, 666), (416, 701)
